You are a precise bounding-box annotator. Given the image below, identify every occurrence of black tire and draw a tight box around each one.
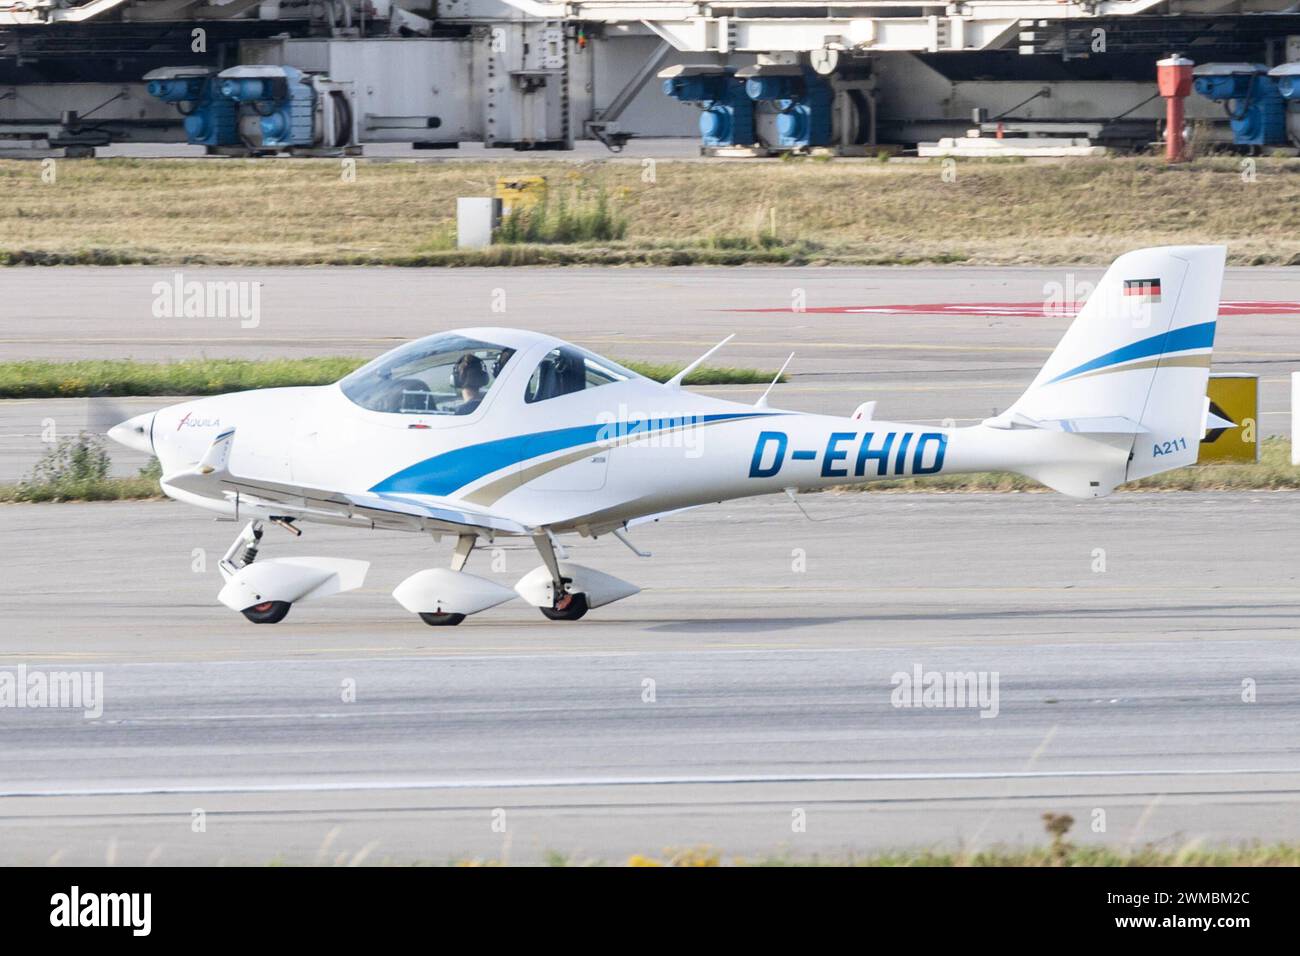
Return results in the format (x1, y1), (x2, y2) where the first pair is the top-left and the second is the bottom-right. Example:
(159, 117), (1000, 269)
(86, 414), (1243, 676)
(241, 600), (291, 624)
(419, 612), (466, 627)
(539, 592), (589, 621)
(330, 90), (352, 148)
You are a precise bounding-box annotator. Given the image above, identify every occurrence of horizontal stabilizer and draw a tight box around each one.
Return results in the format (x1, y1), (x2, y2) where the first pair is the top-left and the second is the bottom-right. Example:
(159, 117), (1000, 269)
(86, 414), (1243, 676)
(1205, 411), (1236, 431)
(1202, 396), (1237, 437)
(983, 412), (1149, 435)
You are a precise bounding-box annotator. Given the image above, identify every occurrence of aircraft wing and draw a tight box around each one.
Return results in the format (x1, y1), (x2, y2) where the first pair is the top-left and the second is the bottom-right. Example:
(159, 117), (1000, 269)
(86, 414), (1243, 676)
(163, 428), (528, 536)
(626, 505), (701, 528)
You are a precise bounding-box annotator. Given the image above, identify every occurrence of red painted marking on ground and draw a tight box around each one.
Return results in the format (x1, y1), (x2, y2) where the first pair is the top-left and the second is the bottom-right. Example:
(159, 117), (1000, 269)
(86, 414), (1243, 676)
(730, 301), (1300, 317)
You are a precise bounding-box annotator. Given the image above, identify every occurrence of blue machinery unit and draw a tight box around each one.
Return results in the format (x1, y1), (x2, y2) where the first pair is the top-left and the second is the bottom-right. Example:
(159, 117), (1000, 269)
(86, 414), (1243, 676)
(218, 65), (316, 148)
(740, 67), (834, 148)
(1191, 63), (1286, 148)
(1268, 62), (1300, 149)
(144, 64), (356, 154)
(661, 63), (847, 151)
(143, 67), (239, 147)
(660, 67), (755, 147)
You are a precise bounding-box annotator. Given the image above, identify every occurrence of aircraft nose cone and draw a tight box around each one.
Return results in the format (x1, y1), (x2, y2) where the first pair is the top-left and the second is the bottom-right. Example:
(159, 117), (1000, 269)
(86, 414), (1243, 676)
(107, 412), (155, 455)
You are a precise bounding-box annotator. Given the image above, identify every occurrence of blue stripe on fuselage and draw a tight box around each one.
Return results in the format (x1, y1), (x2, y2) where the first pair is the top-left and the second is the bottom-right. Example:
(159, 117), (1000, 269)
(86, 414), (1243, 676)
(368, 412), (775, 496)
(1046, 321), (1216, 385)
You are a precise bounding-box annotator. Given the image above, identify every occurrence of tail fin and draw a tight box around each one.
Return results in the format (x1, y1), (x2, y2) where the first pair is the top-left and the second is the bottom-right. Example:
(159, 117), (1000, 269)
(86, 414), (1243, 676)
(992, 245), (1224, 484)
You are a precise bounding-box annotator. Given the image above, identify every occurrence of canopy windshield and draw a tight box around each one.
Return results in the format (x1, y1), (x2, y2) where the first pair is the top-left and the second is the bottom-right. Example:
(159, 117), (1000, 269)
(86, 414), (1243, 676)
(341, 334), (513, 416)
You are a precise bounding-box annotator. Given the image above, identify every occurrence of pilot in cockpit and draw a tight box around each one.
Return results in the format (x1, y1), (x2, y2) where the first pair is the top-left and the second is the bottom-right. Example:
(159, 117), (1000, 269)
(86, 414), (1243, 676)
(451, 354), (490, 416)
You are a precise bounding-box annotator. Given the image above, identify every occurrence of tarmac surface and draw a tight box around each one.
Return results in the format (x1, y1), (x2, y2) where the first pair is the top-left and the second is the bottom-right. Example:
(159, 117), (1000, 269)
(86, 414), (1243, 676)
(0, 493), (1296, 864)
(1, 263), (1297, 863)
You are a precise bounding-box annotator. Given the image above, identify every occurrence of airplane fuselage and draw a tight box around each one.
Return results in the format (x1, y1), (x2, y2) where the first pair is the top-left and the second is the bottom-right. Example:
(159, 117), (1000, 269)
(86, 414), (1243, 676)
(143, 377), (1127, 538)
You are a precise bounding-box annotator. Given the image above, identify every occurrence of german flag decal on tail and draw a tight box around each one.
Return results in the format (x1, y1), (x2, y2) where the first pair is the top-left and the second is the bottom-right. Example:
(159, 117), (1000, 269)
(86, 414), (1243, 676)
(1123, 278), (1162, 301)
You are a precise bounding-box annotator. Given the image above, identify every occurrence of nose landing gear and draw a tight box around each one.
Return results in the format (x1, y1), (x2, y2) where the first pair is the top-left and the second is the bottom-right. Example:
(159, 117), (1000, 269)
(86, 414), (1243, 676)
(221, 520), (289, 624)
(217, 518), (369, 624)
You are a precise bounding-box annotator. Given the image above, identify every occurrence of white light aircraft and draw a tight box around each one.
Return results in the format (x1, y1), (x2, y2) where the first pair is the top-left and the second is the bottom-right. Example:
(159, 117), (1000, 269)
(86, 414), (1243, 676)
(109, 245), (1228, 626)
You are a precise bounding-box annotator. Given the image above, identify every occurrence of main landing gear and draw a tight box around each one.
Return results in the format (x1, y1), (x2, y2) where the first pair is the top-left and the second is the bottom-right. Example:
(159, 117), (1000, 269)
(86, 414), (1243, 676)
(419, 612), (467, 627)
(393, 529), (628, 626)
(527, 535), (590, 624)
(539, 591), (589, 621)
(532, 531), (587, 622)
(405, 531), (583, 625)
(219, 521), (640, 627)
(411, 534), (482, 627)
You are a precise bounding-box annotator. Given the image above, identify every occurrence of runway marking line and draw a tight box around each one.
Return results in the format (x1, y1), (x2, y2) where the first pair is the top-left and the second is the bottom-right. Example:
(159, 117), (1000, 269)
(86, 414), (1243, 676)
(1, 629), (1292, 665)
(2, 767), (1296, 800)
(728, 301), (1300, 318)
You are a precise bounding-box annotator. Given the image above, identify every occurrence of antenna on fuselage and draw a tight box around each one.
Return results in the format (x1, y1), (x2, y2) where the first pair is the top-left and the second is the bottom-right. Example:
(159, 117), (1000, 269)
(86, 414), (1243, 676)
(666, 334), (735, 388)
(755, 352), (794, 409)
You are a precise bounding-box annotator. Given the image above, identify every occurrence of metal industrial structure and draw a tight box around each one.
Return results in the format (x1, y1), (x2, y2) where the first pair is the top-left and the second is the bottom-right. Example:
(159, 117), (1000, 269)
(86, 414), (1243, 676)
(2, 0), (1300, 154)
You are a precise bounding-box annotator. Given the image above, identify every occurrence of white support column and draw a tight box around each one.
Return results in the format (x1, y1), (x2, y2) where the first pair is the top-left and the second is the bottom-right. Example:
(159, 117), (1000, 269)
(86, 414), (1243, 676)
(457, 197), (499, 249)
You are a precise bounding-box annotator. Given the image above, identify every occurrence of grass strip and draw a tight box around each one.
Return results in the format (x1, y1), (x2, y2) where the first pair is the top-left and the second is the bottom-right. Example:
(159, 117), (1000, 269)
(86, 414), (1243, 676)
(0, 357), (781, 398)
(3, 156), (1299, 267)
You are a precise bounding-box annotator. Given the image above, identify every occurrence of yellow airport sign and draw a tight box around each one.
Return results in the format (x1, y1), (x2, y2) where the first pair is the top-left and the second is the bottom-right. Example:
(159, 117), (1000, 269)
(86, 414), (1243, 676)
(1199, 373), (1258, 462)
(495, 176), (547, 216)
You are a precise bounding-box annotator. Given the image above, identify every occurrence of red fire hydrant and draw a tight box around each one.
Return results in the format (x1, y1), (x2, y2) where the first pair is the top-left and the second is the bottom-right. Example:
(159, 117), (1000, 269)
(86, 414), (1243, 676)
(1157, 54), (1195, 162)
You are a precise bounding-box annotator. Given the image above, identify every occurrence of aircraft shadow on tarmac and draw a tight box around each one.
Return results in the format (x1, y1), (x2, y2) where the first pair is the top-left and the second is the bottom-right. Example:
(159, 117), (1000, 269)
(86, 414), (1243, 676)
(643, 602), (1300, 633)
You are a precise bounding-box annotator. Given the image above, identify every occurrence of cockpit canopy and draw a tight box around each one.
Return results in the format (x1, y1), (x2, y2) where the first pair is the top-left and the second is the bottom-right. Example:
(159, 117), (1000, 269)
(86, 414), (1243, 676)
(524, 346), (634, 403)
(340, 331), (641, 415)
(341, 334), (512, 415)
